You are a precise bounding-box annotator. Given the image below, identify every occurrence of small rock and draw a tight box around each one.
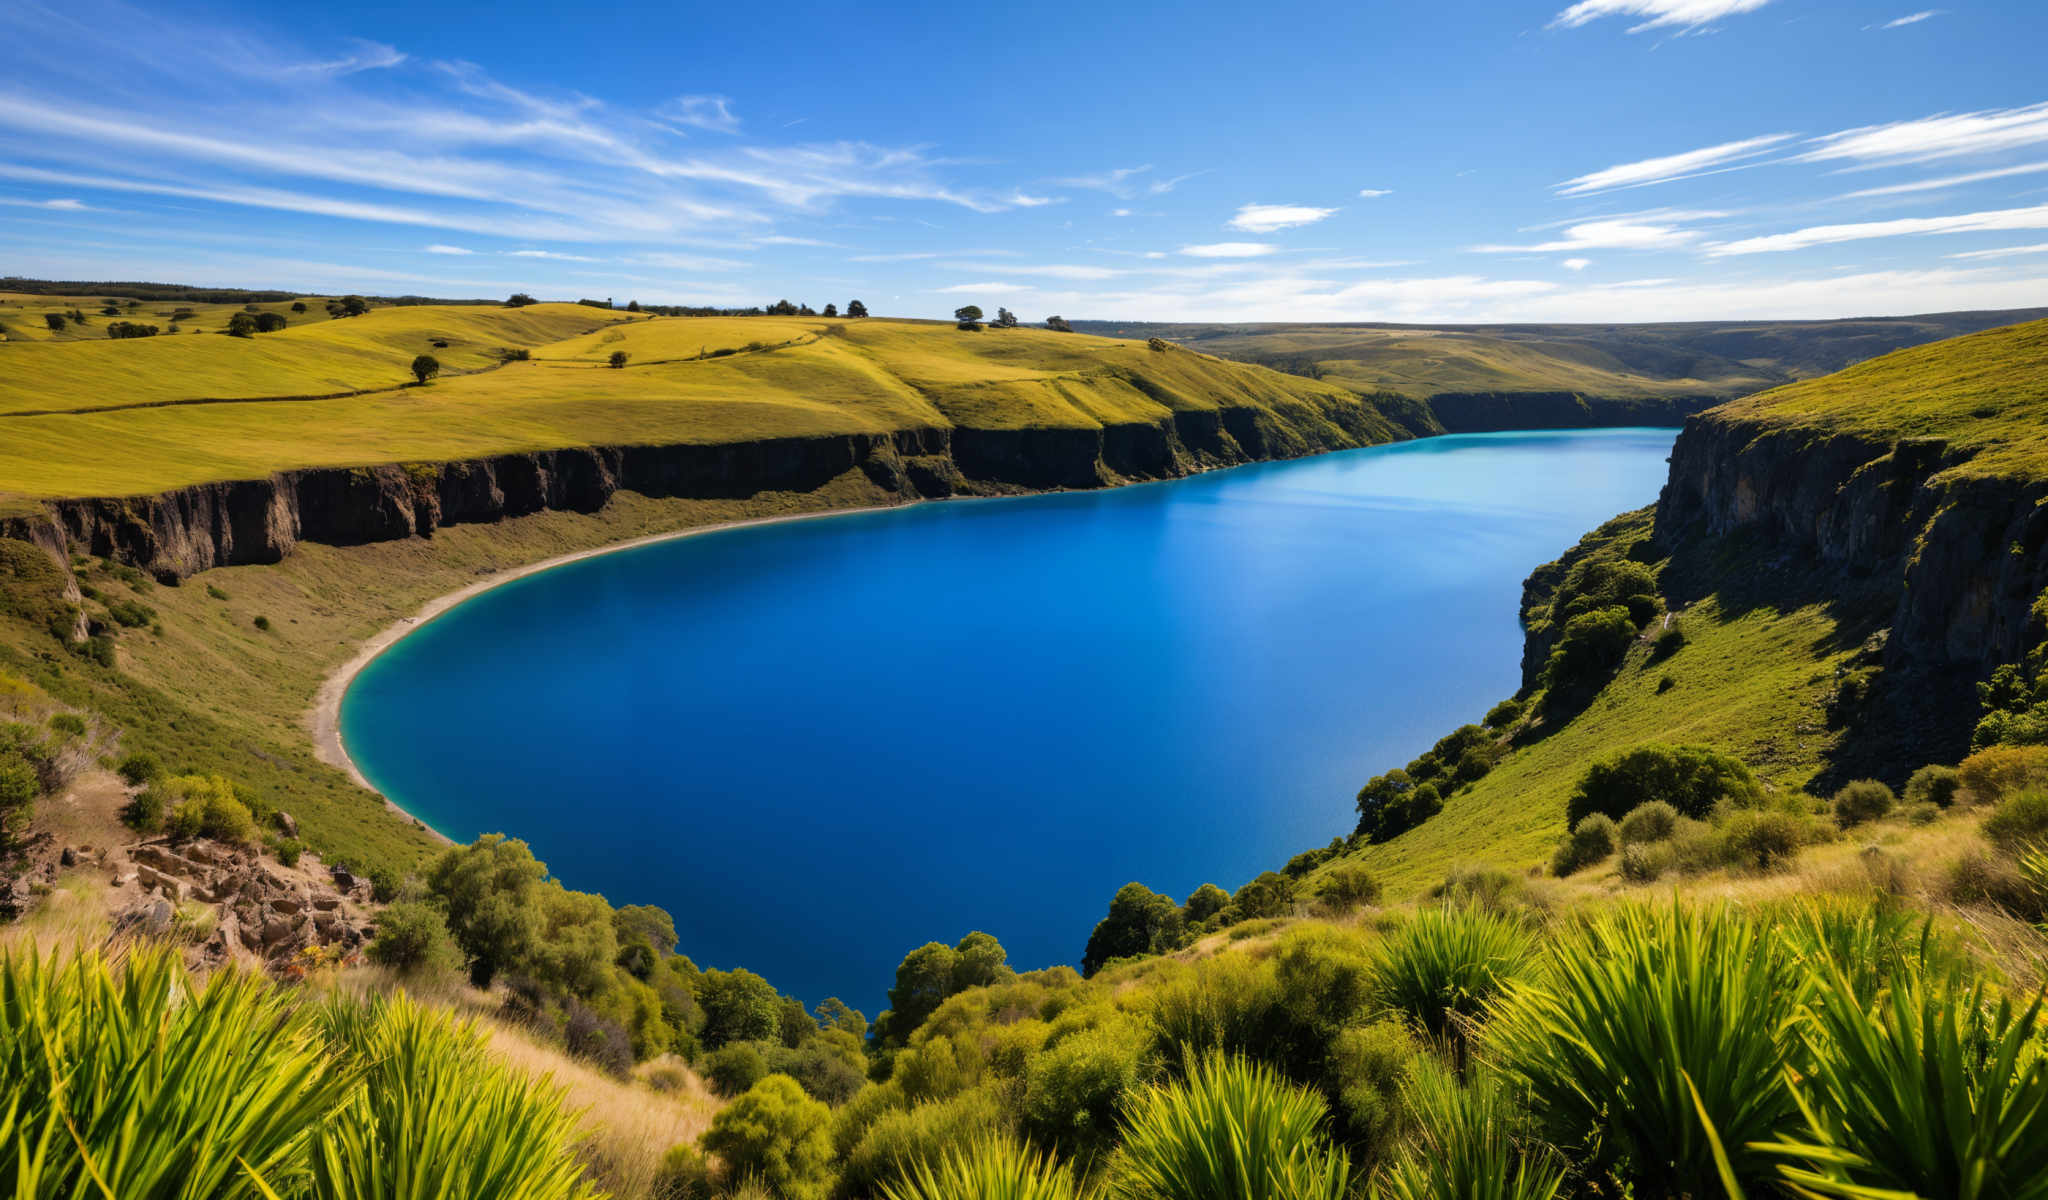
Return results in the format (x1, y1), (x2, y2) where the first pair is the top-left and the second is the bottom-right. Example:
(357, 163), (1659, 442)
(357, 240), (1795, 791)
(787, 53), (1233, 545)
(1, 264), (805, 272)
(59, 847), (77, 868)
(269, 896), (303, 915)
(275, 811), (299, 839)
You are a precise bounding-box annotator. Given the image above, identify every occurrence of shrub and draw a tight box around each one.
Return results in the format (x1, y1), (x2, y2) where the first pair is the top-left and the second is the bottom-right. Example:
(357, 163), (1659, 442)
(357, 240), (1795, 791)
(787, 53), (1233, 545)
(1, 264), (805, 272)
(366, 899), (461, 975)
(700, 1075), (834, 1200)
(608, 350), (630, 368)
(838, 1084), (1012, 1200)
(1617, 800), (1678, 844)
(564, 1000), (635, 1076)
(1982, 790), (2048, 855)
(1325, 1019), (1421, 1164)
(1370, 905), (1533, 1045)
(1483, 698), (1523, 729)
(1832, 779), (1896, 828)
(1181, 882), (1230, 926)
(253, 615), (272, 631)
(880, 1137), (1083, 1200)
(1374, 1059), (1565, 1200)
(1490, 903), (1806, 1194)
(1143, 954), (1284, 1065)
(1568, 743), (1762, 823)
(1619, 841), (1670, 882)
(705, 1041), (771, 1097)
(1944, 847), (2048, 921)
(120, 786), (164, 831)
(1721, 806), (1813, 871)
(1082, 882), (1185, 976)
(1021, 1017), (1151, 1161)
(1110, 1054), (1350, 1200)
(1307, 860), (1381, 913)
(116, 751), (159, 785)
(158, 773), (257, 843)
(1549, 813), (1616, 877)
(1232, 870), (1296, 920)
(274, 837), (303, 867)
(1903, 764), (1962, 808)
(654, 1144), (715, 1200)
(1540, 605), (1635, 698)
(1958, 745), (2048, 805)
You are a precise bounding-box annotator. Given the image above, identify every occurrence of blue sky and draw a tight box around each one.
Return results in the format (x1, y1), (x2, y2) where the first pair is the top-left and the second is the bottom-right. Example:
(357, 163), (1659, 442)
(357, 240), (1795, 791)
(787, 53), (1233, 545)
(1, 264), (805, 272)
(3, 0), (2046, 322)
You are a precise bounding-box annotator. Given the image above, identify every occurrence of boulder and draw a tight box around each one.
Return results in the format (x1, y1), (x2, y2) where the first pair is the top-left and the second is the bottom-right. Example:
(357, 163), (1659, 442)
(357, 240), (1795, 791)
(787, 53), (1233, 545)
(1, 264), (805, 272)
(275, 811), (299, 839)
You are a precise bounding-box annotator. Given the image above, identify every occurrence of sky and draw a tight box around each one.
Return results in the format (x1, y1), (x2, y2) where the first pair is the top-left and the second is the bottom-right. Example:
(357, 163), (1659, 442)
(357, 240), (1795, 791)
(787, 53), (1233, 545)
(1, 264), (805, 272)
(3, 0), (2047, 323)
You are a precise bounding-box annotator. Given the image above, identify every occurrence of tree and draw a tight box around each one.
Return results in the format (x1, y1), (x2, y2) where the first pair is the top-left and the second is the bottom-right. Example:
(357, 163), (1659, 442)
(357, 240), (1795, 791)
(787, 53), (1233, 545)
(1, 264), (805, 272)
(700, 1075), (833, 1200)
(1232, 871), (1296, 920)
(626, 300), (642, 312)
(290, 301), (307, 313)
(768, 299), (799, 316)
(993, 307), (1018, 329)
(953, 305), (984, 329)
(822, 303), (838, 318)
(846, 300), (868, 318)
(698, 967), (783, 1048)
(814, 997), (866, 1039)
(1081, 882), (1184, 976)
(608, 350), (630, 369)
(43, 313), (65, 331)
(506, 293), (537, 308)
(254, 312), (287, 332)
(427, 833), (547, 987)
(410, 354), (440, 384)
(1045, 315), (1074, 332)
(226, 312), (258, 338)
(365, 899), (460, 974)
(528, 884), (618, 999)
(613, 903), (678, 979)
(1183, 882), (1231, 926)
(1567, 743), (1762, 824)
(338, 295), (370, 317)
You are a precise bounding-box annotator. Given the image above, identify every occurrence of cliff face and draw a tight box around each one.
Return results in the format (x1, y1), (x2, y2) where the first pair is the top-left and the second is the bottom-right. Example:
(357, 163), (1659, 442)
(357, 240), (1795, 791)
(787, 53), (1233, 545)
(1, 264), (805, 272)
(0, 399), (1403, 583)
(1656, 412), (2048, 671)
(1428, 391), (1723, 433)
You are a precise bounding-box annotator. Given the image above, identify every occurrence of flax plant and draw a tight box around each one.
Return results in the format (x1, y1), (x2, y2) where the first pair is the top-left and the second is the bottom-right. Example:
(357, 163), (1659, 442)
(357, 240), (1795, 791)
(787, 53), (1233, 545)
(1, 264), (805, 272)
(1108, 1053), (1350, 1200)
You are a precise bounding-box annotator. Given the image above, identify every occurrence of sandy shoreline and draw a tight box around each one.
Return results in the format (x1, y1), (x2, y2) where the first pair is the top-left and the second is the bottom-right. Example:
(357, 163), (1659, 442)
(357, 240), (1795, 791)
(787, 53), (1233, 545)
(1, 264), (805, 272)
(306, 501), (911, 840)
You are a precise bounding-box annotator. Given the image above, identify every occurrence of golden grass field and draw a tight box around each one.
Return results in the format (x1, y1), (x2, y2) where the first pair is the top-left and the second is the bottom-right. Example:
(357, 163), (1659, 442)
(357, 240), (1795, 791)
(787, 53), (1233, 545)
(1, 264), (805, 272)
(0, 299), (1365, 503)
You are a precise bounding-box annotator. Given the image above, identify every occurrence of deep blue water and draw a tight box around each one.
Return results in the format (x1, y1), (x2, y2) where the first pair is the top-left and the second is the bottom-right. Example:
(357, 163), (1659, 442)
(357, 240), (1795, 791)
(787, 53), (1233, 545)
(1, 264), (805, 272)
(341, 428), (1676, 1009)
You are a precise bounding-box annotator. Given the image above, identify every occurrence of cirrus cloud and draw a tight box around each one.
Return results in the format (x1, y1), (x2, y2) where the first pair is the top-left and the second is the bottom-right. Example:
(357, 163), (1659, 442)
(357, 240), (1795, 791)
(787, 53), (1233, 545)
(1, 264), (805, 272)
(1227, 203), (1337, 233)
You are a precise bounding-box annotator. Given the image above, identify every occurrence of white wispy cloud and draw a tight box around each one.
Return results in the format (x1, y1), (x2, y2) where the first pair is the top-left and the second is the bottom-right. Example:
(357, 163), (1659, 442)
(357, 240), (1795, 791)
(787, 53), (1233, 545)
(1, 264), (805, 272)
(1706, 202), (2048, 255)
(1801, 101), (2048, 168)
(1549, 0), (1772, 34)
(1357, 188), (1393, 198)
(656, 94), (740, 134)
(1473, 218), (1702, 252)
(1148, 170), (1208, 195)
(1005, 192), (1059, 207)
(425, 243), (474, 255)
(1228, 203), (1337, 233)
(1111, 208), (1133, 217)
(1179, 242), (1277, 258)
(1563, 257), (1592, 270)
(942, 262), (1122, 280)
(1948, 242), (2048, 261)
(510, 249), (600, 261)
(1053, 165), (1152, 197)
(282, 39), (406, 77)
(935, 281), (1027, 293)
(633, 252), (746, 270)
(1872, 10), (1941, 29)
(1839, 161), (2048, 199)
(753, 235), (836, 246)
(1556, 133), (1794, 196)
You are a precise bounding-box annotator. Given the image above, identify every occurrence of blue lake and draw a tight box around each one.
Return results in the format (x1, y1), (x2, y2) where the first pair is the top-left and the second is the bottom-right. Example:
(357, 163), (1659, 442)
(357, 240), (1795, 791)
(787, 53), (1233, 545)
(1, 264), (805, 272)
(341, 428), (1676, 1009)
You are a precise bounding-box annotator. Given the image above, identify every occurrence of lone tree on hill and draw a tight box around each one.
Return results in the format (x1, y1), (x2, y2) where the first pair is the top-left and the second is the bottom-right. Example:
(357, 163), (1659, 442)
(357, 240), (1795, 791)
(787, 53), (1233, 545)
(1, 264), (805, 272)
(846, 299), (868, 318)
(43, 313), (64, 332)
(254, 312), (287, 333)
(410, 354), (440, 384)
(290, 301), (307, 313)
(226, 312), (257, 338)
(608, 350), (630, 369)
(506, 293), (537, 307)
(1045, 315), (1074, 332)
(954, 305), (984, 331)
(822, 302), (838, 318)
(993, 307), (1018, 328)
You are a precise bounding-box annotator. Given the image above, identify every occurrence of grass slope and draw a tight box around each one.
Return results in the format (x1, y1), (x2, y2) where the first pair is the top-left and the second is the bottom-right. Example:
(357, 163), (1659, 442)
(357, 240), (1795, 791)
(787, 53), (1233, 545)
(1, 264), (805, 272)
(0, 313), (1373, 500)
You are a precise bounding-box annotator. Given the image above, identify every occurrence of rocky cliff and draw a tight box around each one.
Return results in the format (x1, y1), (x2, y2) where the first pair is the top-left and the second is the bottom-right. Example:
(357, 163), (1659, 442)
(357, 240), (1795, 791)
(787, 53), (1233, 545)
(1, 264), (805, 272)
(1427, 391), (1723, 433)
(1656, 412), (2048, 673)
(0, 399), (1404, 583)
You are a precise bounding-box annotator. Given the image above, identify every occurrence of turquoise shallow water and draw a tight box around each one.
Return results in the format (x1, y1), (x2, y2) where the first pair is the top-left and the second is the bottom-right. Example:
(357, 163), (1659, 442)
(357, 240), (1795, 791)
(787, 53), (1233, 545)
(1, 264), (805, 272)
(341, 428), (1676, 1008)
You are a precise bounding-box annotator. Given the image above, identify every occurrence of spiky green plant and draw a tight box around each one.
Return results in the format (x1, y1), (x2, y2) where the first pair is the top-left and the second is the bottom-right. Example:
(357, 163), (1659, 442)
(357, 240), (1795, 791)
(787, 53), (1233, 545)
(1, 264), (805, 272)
(1369, 904), (1534, 1047)
(1758, 957), (2048, 1198)
(881, 1136), (1092, 1200)
(1371, 1058), (1564, 1200)
(1773, 895), (1957, 1007)
(1485, 902), (1808, 1194)
(1109, 1053), (1350, 1200)
(307, 991), (603, 1200)
(0, 944), (350, 1200)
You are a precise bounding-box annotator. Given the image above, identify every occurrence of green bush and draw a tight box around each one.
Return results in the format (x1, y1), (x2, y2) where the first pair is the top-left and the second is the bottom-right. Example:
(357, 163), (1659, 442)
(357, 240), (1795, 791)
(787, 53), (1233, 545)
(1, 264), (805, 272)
(1832, 779), (1896, 828)
(1143, 954), (1285, 1066)
(1958, 745), (2048, 804)
(705, 1041), (771, 1097)
(1567, 743), (1762, 824)
(1369, 905), (1533, 1045)
(274, 837), (304, 867)
(1720, 806), (1813, 871)
(1081, 882), (1188, 976)
(701, 1074), (834, 1200)
(1109, 1054), (1350, 1200)
(1541, 606), (1636, 698)
(653, 1144), (714, 1200)
(365, 900), (461, 975)
(0, 750), (35, 849)
(1618, 842), (1673, 884)
(1903, 764), (1962, 808)
(1982, 790), (2048, 855)
(1490, 903), (1806, 1194)
(1021, 1017), (1151, 1161)
(1307, 860), (1381, 912)
(1549, 813), (1616, 877)
(116, 751), (160, 785)
(837, 1083), (1011, 1200)
(1325, 1019), (1421, 1167)
(1617, 800), (1678, 845)
(158, 773), (257, 844)
(1483, 698), (1523, 729)
(47, 712), (86, 738)
(1231, 871), (1297, 920)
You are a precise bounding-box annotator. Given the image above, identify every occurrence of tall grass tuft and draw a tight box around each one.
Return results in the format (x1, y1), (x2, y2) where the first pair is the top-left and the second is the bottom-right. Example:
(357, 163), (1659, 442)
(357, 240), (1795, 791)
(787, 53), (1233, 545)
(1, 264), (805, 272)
(1372, 1059), (1565, 1200)
(1486, 902), (1807, 1193)
(309, 991), (604, 1200)
(881, 1135), (1092, 1200)
(1369, 904), (1534, 1049)
(1759, 956), (2048, 1198)
(1110, 1053), (1350, 1200)
(0, 944), (350, 1200)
